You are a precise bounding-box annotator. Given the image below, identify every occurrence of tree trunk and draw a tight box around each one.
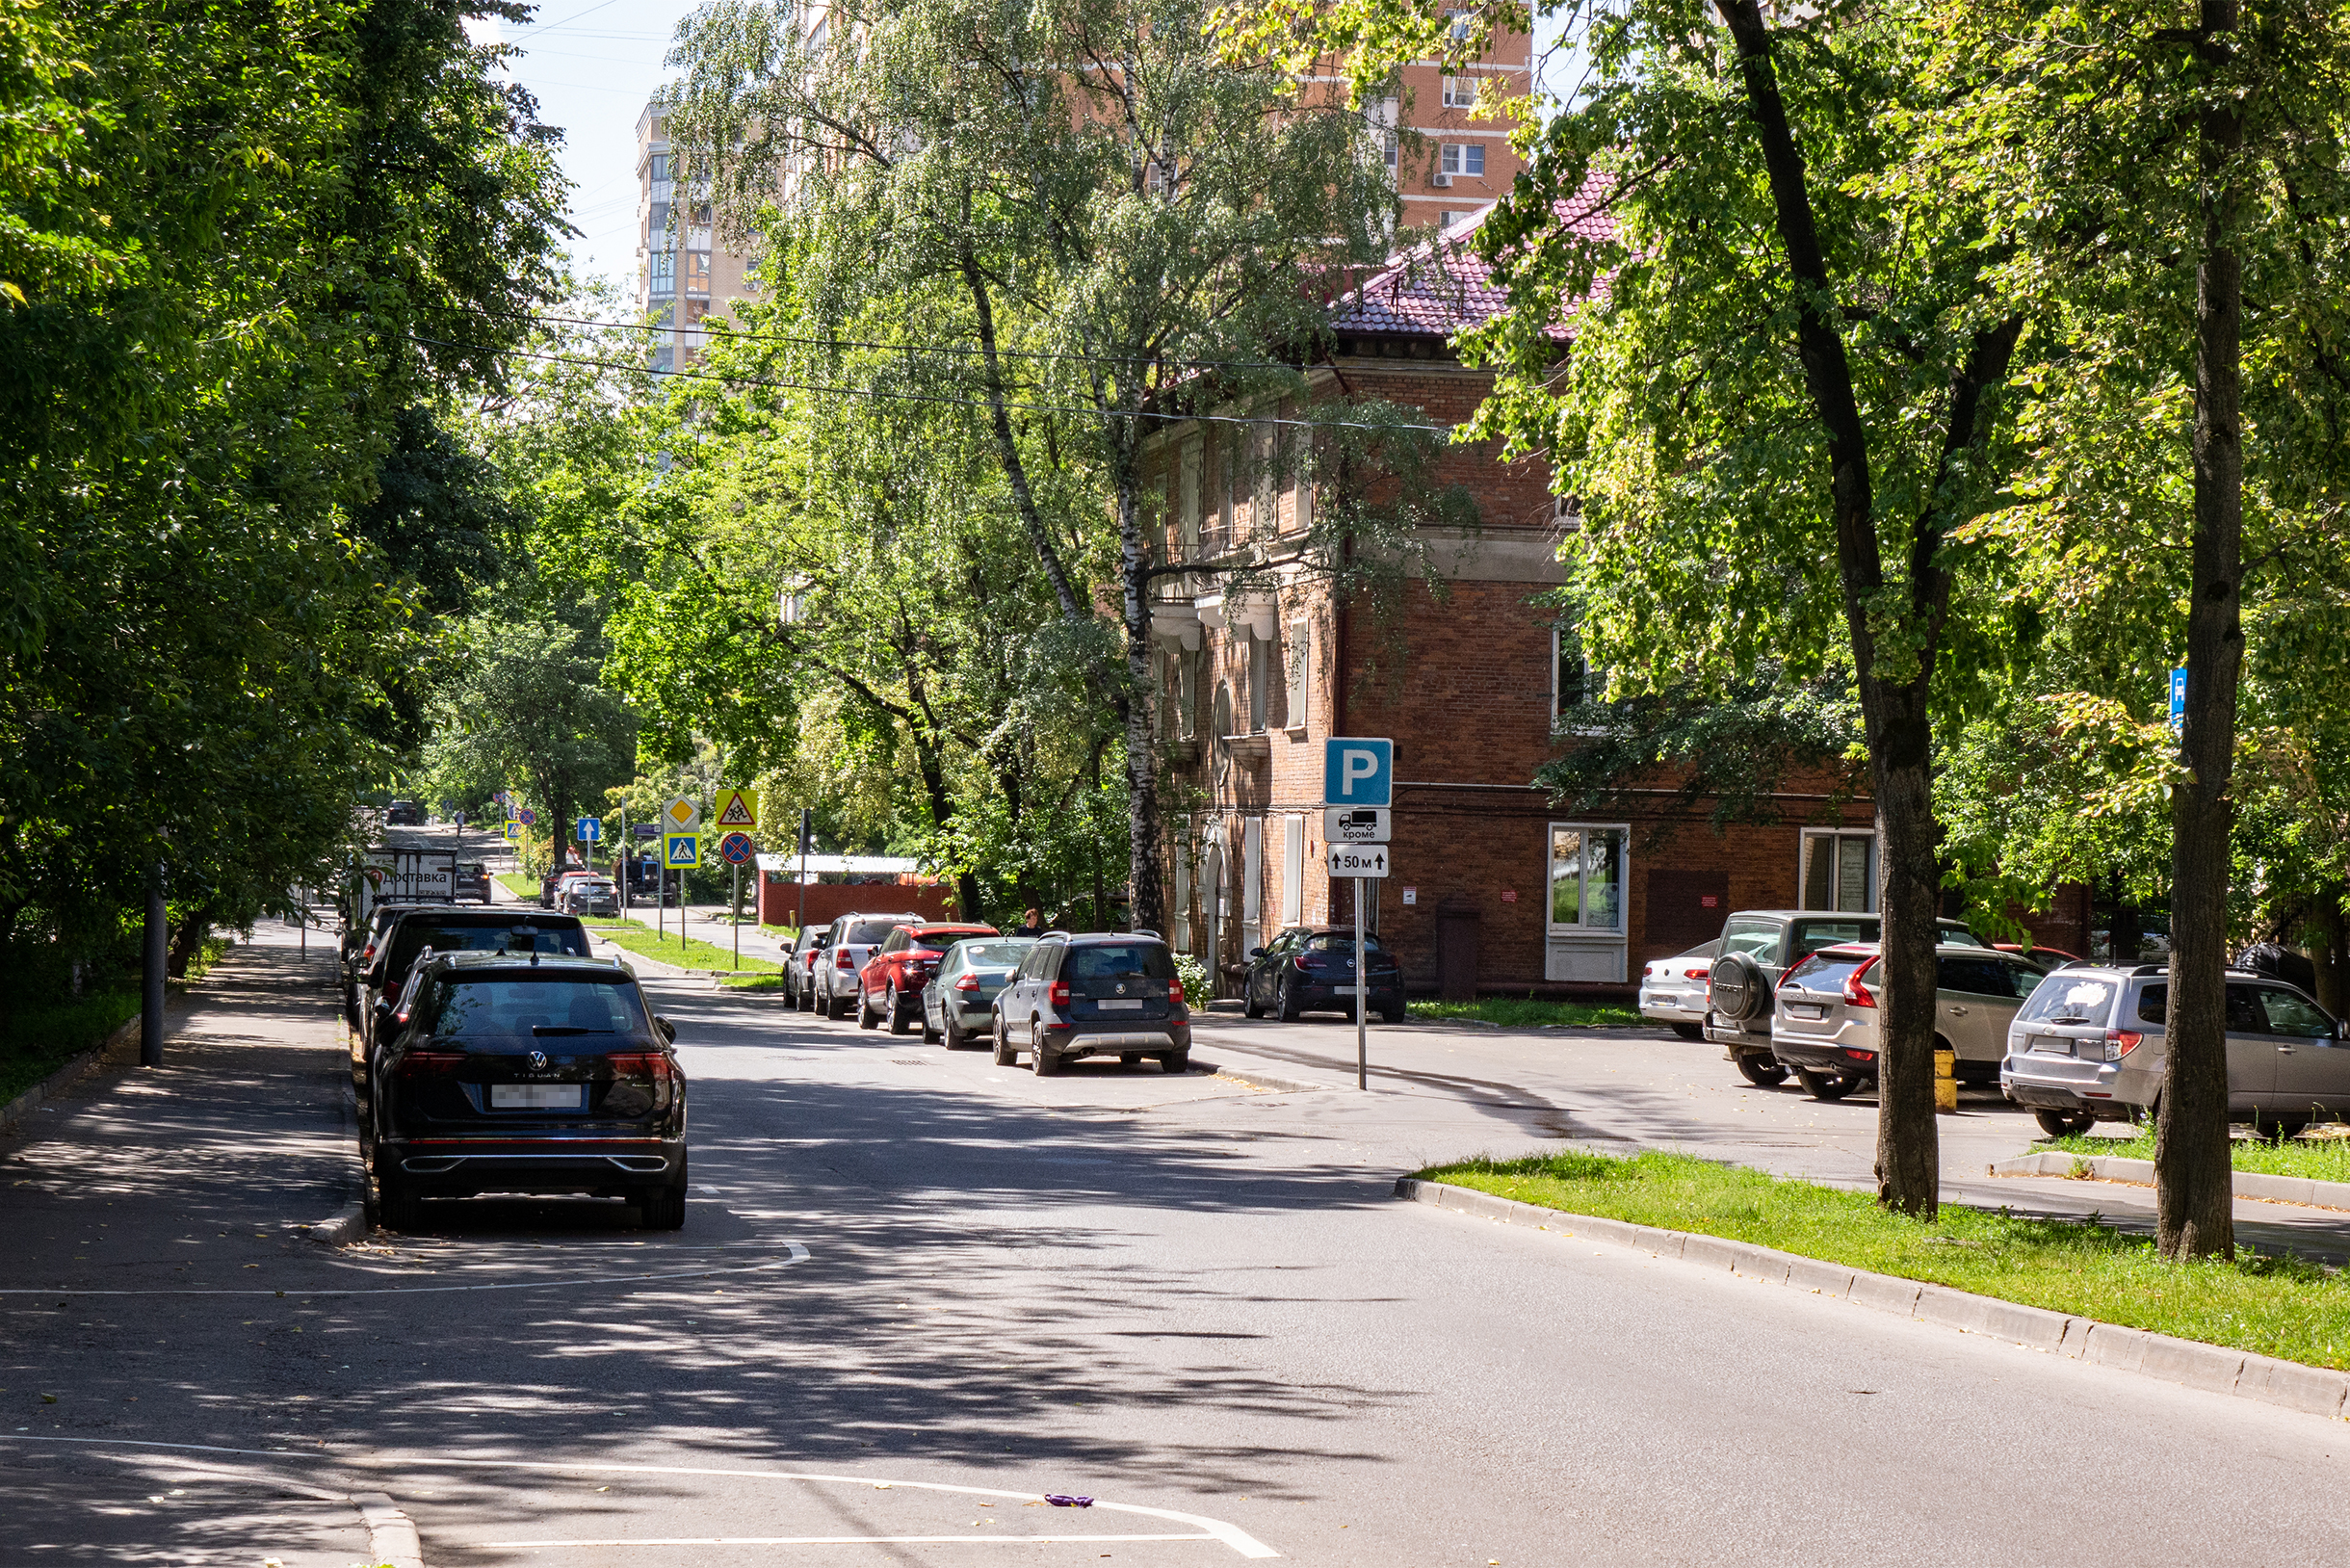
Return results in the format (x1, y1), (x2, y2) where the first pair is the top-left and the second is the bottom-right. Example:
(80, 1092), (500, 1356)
(2312, 886), (2346, 1016)
(1116, 453), (1165, 934)
(2158, 0), (2246, 1262)
(1717, 0), (1940, 1215)
(167, 901), (218, 980)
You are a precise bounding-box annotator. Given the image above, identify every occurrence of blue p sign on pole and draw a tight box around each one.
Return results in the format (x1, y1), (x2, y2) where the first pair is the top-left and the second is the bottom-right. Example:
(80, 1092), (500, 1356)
(2169, 667), (2187, 734)
(1323, 737), (1394, 807)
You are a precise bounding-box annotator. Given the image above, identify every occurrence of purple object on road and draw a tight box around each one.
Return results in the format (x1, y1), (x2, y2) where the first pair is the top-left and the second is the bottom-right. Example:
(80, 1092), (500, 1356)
(1043, 1494), (1094, 1508)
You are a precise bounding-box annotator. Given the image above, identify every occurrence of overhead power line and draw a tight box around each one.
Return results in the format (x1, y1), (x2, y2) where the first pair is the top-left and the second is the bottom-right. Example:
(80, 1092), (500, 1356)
(411, 334), (1449, 434)
(522, 311), (1312, 375)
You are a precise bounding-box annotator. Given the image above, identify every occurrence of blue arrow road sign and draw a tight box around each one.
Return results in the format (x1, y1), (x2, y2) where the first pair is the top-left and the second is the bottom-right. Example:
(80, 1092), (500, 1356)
(577, 816), (601, 842)
(1323, 737), (1394, 807)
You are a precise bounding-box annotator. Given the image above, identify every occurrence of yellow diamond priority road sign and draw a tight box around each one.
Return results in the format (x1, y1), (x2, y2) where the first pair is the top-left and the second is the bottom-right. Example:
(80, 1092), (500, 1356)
(713, 786), (758, 829)
(663, 795), (699, 831)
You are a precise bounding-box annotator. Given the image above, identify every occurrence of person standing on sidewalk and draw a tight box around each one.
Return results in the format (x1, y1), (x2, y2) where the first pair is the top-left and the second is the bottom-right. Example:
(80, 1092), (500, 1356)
(1014, 907), (1045, 938)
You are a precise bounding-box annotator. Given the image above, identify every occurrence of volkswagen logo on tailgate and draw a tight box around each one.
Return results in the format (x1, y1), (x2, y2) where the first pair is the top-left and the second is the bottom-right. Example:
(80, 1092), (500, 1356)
(1115, 982), (1126, 995)
(528, 1050), (548, 1070)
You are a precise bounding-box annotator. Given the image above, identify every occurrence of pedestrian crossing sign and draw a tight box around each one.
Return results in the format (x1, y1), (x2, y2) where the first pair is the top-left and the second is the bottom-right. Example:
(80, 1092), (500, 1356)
(502, 821), (520, 841)
(713, 787), (758, 828)
(665, 832), (701, 869)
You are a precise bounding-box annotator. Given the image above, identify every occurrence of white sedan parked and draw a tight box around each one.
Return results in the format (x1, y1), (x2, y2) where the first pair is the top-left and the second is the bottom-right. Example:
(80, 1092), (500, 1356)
(1640, 939), (1720, 1039)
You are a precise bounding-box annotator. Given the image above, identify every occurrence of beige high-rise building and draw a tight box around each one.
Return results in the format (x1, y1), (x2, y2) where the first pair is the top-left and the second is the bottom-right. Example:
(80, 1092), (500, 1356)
(634, 99), (759, 372)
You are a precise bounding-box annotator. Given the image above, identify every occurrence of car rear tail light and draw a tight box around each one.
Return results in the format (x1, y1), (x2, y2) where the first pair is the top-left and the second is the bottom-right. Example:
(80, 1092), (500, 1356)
(836, 949), (855, 968)
(395, 1050), (464, 1079)
(1169, 979), (1185, 1005)
(2102, 1030), (2143, 1061)
(1842, 956), (1882, 1008)
(1843, 1048), (1878, 1062)
(608, 1051), (674, 1081)
(1049, 980), (1070, 1009)
(1683, 966), (1708, 980)
(954, 974), (981, 993)
(361, 942), (379, 961)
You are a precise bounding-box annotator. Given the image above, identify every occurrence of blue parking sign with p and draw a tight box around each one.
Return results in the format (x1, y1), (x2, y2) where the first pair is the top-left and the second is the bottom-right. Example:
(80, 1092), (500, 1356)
(1323, 737), (1394, 807)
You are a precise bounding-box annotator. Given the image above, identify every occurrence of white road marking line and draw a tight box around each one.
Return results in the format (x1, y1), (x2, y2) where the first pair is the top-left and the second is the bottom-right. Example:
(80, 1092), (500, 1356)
(0, 1241), (810, 1296)
(486, 1534), (1215, 1548)
(0, 1436), (1282, 1559)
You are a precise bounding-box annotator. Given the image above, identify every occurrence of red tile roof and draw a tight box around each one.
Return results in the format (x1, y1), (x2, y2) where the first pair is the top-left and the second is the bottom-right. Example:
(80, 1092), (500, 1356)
(1329, 180), (1613, 343)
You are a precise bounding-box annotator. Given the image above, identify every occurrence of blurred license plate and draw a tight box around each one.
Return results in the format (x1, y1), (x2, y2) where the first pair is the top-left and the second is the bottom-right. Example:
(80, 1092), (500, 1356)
(492, 1085), (583, 1110)
(1789, 1003), (1826, 1020)
(2031, 1035), (2072, 1056)
(1097, 1000), (1144, 1011)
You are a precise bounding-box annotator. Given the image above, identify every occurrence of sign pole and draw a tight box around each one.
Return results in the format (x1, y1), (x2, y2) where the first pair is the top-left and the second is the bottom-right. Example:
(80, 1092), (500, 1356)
(731, 862), (742, 971)
(797, 806), (810, 935)
(1355, 877), (1368, 1090)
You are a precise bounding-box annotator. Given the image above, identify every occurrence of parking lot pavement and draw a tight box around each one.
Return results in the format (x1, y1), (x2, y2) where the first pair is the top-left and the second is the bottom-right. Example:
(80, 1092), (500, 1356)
(1178, 1009), (2350, 1260)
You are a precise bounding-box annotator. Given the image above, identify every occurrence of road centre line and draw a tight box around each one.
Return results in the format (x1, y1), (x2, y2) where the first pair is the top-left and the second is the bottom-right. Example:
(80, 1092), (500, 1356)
(0, 1436), (1282, 1559)
(0, 1241), (810, 1296)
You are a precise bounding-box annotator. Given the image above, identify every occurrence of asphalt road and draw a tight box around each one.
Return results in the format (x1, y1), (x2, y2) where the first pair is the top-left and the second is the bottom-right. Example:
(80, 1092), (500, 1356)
(8, 933), (2348, 1566)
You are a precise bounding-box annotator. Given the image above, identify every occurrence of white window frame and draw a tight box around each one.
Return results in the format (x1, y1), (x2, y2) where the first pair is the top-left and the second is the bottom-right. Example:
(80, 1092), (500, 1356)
(1442, 75), (1477, 110)
(1178, 439), (1201, 548)
(1247, 632), (1267, 734)
(1799, 828), (1879, 914)
(1441, 143), (1485, 178)
(1547, 823), (1630, 935)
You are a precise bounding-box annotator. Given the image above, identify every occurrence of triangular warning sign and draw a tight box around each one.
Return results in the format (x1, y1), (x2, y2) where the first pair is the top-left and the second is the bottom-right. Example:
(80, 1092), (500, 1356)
(715, 790), (756, 827)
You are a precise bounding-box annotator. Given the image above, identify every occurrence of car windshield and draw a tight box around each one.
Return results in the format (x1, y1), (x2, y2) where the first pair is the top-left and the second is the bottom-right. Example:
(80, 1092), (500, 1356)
(1304, 932), (1388, 953)
(1936, 927), (1990, 948)
(949, 940), (1032, 969)
(2019, 976), (2119, 1028)
(1721, 918), (1781, 960)
(1065, 944), (1176, 981)
(1791, 920), (1876, 958)
(1784, 952), (1870, 991)
(427, 977), (648, 1043)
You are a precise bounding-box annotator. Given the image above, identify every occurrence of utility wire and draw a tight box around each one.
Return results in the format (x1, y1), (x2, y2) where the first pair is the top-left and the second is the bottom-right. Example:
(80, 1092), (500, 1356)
(522, 310), (1314, 375)
(415, 334), (1449, 434)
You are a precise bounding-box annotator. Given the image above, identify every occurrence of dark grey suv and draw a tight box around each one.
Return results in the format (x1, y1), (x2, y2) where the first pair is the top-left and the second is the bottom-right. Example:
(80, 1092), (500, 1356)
(991, 932), (1191, 1075)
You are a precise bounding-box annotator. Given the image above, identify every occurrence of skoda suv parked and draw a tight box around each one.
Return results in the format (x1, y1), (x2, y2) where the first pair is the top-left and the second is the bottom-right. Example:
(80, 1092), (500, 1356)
(992, 932), (1190, 1075)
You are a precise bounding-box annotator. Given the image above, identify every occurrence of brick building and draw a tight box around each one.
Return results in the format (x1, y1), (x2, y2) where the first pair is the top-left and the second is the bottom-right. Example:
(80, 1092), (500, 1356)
(1144, 213), (1881, 999)
(634, 98), (761, 373)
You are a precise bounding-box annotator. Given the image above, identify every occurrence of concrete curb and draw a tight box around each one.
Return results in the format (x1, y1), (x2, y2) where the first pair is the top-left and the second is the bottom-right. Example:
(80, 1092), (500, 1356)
(1989, 1150), (2350, 1212)
(1191, 1061), (1331, 1096)
(353, 1490), (426, 1568)
(0, 1013), (143, 1139)
(300, 1034), (370, 1246)
(1395, 1177), (2350, 1424)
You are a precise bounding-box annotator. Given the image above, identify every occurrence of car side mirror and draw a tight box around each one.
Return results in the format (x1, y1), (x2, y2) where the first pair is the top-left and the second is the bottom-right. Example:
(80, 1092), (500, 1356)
(653, 1015), (676, 1044)
(1248, 946), (1266, 959)
(373, 999), (399, 1034)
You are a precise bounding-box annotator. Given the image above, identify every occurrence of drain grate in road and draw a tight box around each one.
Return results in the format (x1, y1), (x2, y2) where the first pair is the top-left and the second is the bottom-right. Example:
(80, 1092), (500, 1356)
(892, 1058), (930, 1066)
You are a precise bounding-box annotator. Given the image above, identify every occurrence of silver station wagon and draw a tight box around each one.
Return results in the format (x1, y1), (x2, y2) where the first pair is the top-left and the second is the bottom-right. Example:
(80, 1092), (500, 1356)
(2000, 963), (2349, 1137)
(1769, 943), (2050, 1101)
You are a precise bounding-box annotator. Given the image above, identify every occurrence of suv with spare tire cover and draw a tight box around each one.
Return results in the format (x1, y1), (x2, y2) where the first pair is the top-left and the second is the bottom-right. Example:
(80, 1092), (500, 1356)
(1704, 910), (1987, 1085)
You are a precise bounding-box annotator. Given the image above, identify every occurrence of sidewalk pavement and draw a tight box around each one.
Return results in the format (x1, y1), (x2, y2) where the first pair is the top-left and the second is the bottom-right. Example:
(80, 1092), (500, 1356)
(0, 922), (378, 1565)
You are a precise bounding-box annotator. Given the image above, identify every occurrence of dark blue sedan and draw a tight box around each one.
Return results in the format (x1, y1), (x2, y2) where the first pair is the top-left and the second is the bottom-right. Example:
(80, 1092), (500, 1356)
(1241, 928), (1406, 1023)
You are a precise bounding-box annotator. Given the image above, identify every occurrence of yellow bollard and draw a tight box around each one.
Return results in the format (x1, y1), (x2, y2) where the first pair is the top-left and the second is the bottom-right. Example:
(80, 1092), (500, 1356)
(1934, 1046), (1958, 1114)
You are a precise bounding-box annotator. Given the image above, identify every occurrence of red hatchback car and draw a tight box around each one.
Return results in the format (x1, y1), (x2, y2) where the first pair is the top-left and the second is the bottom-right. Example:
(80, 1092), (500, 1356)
(859, 923), (999, 1033)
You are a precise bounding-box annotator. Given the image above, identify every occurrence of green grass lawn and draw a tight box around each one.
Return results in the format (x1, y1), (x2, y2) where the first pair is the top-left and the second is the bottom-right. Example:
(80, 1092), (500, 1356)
(495, 873), (537, 900)
(1426, 1148), (2350, 1370)
(720, 973), (792, 992)
(0, 990), (142, 1106)
(587, 919), (783, 974)
(1408, 996), (1644, 1029)
(2046, 1126), (2350, 1185)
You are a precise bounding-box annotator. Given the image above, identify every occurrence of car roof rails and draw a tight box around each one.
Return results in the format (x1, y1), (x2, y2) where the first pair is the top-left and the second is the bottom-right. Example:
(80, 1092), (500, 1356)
(1130, 928), (1162, 939)
(2132, 963), (2169, 977)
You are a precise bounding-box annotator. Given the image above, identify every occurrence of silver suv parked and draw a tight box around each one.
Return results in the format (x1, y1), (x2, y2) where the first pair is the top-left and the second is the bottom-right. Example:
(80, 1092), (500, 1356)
(2000, 964), (2348, 1136)
(811, 911), (922, 1020)
(1707, 910), (1989, 1085)
(992, 932), (1190, 1075)
(1770, 943), (2049, 1101)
